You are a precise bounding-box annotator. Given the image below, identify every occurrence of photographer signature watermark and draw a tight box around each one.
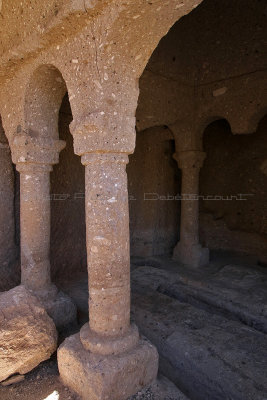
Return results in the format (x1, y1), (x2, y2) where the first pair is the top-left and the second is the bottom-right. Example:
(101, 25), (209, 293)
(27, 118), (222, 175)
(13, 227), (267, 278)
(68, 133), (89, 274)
(19, 192), (255, 201)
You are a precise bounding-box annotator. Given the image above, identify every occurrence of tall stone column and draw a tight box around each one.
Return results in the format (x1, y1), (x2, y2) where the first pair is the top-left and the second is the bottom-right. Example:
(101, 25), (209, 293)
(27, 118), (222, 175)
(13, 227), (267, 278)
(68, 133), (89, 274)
(12, 135), (77, 329)
(58, 121), (158, 400)
(173, 150), (209, 267)
(80, 153), (134, 345)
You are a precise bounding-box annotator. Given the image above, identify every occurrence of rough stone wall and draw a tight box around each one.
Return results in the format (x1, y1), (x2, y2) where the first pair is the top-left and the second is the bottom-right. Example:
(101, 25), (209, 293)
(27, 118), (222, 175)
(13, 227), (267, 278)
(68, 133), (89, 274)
(137, 0), (267, 134)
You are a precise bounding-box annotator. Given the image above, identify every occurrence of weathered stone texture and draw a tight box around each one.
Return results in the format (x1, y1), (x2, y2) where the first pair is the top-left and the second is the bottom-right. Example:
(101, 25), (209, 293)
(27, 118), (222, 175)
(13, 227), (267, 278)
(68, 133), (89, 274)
(0, 285), (57, 382)
(58, 333), (158, 400)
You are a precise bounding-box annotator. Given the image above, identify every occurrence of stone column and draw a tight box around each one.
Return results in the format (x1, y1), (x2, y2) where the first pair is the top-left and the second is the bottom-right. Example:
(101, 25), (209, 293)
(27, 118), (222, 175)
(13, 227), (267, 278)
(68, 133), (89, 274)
(58, 120), (158, 400)
(17, 163), (52, 293)
(173, 150), (209, 267)
(80, 153), (135, 347)
(12, 135), (77, 328)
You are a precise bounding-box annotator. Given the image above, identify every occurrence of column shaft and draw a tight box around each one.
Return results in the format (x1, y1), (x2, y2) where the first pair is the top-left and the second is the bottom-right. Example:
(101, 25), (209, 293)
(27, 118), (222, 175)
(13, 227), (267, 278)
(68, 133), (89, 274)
(180, 165), (201, 247)
(18, 163), (52, 292)
(84, 153), (130, 337)
(173, 150), (209, 267)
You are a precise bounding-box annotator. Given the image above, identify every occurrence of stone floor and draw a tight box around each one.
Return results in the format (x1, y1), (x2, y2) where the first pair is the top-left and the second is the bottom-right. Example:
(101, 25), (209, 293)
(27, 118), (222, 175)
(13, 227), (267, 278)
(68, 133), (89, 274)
(60, 250), (267, 400)
(131, 250), (267, 333)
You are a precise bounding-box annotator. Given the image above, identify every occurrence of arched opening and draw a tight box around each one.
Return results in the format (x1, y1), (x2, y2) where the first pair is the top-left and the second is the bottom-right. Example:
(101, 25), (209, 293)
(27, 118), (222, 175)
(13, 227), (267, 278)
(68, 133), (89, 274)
(24, 64), (67, 139)
(200, 117), (267, 265)
(0, 115), (19, 291)
(127, 126), (180, 260)
(50, 93), (87, 322)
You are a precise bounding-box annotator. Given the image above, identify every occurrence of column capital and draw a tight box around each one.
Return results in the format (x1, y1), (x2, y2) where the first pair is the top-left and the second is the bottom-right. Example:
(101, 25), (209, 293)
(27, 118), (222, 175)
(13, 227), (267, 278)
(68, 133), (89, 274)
(11, 135), (66, 167)
(173, 150), (206, 170)
(16, 163), (53, 174)
(70, 112), (136, 156)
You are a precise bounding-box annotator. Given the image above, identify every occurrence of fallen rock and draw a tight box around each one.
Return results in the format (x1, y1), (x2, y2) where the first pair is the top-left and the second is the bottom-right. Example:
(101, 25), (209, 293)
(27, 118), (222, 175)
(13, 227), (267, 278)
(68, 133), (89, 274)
(0, 285), (58, 382)
(1, 374), (25, 386)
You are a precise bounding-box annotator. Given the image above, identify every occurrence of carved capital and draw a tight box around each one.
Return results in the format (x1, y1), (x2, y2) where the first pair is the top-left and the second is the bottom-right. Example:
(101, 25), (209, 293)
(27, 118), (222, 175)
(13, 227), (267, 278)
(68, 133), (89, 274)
(70, 112), (136, 156)
(173, 151), (206, 170)
(11, 135), (66, 166)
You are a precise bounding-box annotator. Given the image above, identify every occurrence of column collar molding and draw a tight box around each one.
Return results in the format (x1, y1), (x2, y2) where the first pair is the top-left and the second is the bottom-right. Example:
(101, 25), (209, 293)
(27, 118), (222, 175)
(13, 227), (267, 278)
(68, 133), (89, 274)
(81, 152), (129, 166)
(11, 135), (66, 166)
(173, 150), (207, 170)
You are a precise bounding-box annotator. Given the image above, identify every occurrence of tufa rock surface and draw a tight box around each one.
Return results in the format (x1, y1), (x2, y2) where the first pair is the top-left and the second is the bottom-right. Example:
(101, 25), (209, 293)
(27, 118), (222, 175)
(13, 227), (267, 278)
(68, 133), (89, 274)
(0, 285), (57, 382)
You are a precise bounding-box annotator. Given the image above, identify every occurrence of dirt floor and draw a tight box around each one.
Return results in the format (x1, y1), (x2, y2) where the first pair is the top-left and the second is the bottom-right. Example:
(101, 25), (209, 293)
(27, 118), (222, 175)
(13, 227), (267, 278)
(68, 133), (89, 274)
(0, 357), (78, 400)
(0, 356), (183, 400)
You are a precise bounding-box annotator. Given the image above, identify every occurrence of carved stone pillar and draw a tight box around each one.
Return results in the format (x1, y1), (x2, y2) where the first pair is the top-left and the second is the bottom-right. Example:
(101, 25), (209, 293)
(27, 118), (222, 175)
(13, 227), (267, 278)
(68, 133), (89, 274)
(173, 150), (209, 267)
(12, 135), (77, 329)
(58, 116), (158, 400)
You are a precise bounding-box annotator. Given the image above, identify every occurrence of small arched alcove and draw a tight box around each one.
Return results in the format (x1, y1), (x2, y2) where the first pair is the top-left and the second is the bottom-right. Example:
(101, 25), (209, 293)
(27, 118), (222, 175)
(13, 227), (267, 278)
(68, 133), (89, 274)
(24, 64), (67, 139)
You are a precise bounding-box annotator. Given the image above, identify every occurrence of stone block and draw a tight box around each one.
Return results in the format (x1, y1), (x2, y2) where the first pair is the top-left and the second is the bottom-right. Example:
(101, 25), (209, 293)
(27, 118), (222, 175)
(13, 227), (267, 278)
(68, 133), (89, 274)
(0, 285), (57, 382)
(58, 333), (158, 400)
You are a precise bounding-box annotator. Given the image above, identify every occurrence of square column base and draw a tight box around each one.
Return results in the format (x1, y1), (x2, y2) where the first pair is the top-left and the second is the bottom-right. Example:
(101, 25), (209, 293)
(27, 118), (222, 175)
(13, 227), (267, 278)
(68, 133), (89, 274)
(173, 242), (209, 267)
(58, 332), (159, 400)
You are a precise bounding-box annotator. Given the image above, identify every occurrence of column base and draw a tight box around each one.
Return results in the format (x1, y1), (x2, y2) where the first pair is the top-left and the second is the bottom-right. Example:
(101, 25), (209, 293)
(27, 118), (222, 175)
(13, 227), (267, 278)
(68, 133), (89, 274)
(30, 285), (77, 330)
(173, 242), (209, 268)
(58, 332), (158, 400)
(80, 323), (139, 355)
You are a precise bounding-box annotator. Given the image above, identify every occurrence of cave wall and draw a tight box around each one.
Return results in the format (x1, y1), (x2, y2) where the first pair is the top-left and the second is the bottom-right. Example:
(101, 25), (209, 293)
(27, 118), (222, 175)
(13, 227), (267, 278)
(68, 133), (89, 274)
(132, 0), (267, 261)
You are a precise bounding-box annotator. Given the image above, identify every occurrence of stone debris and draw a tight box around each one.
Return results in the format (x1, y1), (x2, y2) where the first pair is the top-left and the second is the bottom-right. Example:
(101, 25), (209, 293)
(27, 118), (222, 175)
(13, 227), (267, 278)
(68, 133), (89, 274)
(1, 374), (25, 386)
(129, 376), (188, 400)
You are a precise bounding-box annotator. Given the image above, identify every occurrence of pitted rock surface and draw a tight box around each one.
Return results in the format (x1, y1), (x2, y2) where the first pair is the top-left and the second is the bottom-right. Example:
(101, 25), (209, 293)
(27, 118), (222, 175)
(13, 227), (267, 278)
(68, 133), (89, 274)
(0, 285), (57, 382)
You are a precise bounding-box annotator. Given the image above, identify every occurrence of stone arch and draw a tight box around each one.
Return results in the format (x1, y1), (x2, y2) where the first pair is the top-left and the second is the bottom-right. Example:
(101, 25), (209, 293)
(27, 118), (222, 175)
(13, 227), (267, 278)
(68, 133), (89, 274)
(24, 64), (68, 139)
(247, 107), (267, 135)
(198, 116), (233, 143)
